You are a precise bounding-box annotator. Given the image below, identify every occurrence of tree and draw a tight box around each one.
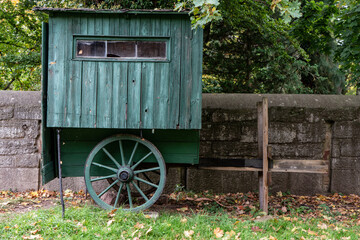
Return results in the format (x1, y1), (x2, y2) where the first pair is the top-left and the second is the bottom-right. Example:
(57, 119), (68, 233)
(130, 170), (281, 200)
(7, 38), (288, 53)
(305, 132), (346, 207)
(0, 0), (46, 90)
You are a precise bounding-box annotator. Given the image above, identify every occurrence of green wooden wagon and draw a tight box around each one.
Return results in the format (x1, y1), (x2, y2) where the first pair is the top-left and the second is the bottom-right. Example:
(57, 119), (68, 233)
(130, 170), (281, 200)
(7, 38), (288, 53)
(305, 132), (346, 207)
(36, 7), (203, 212)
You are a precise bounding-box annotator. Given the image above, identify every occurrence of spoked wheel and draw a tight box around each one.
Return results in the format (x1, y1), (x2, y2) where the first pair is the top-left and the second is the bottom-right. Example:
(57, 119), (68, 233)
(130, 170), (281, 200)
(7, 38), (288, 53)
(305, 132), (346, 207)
(84, 134), (166, 211)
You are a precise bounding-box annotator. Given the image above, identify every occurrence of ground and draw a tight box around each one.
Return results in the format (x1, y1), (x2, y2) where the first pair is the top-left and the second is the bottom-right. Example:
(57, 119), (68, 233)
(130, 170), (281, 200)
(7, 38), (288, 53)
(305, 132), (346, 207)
(1, 189), (359, 222)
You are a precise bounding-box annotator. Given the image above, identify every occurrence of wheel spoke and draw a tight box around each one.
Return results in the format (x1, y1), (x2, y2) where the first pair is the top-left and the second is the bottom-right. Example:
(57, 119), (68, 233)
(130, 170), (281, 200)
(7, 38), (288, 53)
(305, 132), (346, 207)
(126, 183), (133, 209)
(131, 182), (149, 201)
(92, 162), (118, 173)
(114, 183), (124, 208)
(90, 174), (117, 182)
(134, 167), (160, 174)
(131, 152), (152, 170)
(134, 176), (159, 188)
(102, 148), (121, 168)
(98, 179), (119, 198)
(127, 142), (139, 166)
(119, 140), (126, 166)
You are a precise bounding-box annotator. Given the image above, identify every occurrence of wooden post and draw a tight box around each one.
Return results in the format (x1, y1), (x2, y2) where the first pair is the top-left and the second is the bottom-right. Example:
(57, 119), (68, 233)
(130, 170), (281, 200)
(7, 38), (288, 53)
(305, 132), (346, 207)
(257, 98), (268, 214)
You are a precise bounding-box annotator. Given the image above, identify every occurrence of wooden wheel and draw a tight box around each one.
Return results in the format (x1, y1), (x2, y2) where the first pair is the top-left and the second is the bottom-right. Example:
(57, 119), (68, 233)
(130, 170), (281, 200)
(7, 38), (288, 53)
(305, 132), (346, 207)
(84, 134), (166, 211)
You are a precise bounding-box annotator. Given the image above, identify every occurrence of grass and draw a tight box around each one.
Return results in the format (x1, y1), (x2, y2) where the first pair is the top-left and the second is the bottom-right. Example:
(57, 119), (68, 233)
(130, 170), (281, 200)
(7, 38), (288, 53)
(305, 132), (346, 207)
(1, 204), (360, 239)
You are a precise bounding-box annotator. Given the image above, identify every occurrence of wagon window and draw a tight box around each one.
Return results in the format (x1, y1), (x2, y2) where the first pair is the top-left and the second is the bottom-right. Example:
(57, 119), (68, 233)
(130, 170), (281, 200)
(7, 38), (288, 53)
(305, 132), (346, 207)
(77, 40), (106, 57)
(138, 41), (166, 58)
(75, 39), (167, 60)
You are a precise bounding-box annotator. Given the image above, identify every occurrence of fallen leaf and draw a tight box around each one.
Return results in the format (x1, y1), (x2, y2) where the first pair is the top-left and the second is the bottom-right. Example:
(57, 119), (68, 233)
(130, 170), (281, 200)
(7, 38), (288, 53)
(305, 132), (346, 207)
(145, 226), (152, 235)
(281, 206), (287, 213)
(214, 227), (224, 238)
(30, 229), (40, 235)
(181, 218), (188, 223)
(251, 226), (263, 232)
(317, 223), (328, 230)
(184, 230), (194, 238)
(134, 222), (144, 229)
(177, 206), (189, 212)
(107, 219), (114, 226)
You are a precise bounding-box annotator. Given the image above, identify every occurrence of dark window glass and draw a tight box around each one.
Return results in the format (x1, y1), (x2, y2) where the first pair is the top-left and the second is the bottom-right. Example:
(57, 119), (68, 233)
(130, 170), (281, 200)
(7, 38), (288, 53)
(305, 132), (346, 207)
(107, 41), (136, 57)
(76, 40), (105, 57)
(137, 41), (166, 58)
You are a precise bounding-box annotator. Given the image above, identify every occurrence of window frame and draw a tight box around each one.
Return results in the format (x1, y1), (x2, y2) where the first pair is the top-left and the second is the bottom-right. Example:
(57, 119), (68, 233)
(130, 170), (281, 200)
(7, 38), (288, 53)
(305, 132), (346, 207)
(72, 35), (171, 62)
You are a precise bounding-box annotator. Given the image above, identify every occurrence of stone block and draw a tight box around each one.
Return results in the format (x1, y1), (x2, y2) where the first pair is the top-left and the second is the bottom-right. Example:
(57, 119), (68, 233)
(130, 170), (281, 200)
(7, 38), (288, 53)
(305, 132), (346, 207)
(0, 121), (25, 138)
(297, 122), (326, 143)
(331, 157), (360, 170)
(211, 109), (257, 123)
(43, 177), (86, 192)
(271, 143), (323, 159)
(15, 154), (40, 168)
(14, 106), (41, 120)
(199, 141), (212, 158)
(288, 173), (328, 195)
(326, 107), (360, 122)
(212, 141), (258, 158)
(0, 139), (37, 155)
(340, 139), (360, 157)
(240, 123), (257, 143)
(305, 109), (323, 123)
(212, 123), (242, 141)
(0, 156), (14, 167)
(333, 121), (360, 139)
(0, 105), (14, 120)
(186, 168), (258, 193)
(269, 107), (307, 123)
(268, 123), (296, 143)
(0, 168), (39, 191)
(331, 139), (340, 158)
(331, 169), (360, 194)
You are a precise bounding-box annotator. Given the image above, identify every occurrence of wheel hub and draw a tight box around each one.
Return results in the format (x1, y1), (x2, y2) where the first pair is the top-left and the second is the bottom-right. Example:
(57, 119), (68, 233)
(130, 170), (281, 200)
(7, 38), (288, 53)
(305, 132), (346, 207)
(117, 167), (134, 183)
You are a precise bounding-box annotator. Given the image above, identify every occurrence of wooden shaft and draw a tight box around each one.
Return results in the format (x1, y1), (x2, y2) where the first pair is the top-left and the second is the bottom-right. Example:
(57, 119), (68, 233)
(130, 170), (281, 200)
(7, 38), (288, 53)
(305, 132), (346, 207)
(258, 98), (268, 214)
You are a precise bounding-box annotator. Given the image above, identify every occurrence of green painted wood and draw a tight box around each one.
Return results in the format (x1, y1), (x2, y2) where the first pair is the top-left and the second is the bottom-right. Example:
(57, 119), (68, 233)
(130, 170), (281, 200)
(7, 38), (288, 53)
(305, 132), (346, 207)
(65, 17), (82, 127)
(41, 22), (56, 184)
(168, 17), (182, 129)
(47, 16), (68, 127)
(127, 62), (141, 128)
(141, 62), (155, 128)
(97, 62), (113, 128)
(179, 19), (193, 129)
(190, 28), (203, 129)
(111, 62), (127, 128)
(80, 61), (97, 127)
(45, 12), (203, 130)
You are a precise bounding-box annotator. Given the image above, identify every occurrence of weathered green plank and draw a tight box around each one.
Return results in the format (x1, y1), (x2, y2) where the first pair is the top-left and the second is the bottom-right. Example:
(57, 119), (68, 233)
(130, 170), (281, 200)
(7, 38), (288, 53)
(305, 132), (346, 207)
(168, 17), (182, 129)
(47, 16), (67, 127)
(65, 17), (82, 127)
(141, 62), (155, 129)
(118, 15), (129, 35)
(127, 62), (141, 128)
(111, 62), (127, 128)
(129, 15), (140, 36)
(94, 15), (102, 35)
(190, 28), (203, 129)
(154, 63), (169, 129)
(80, 62), (97, 127)
(179, 18), (192, 129)
(97, 62), (113, 128)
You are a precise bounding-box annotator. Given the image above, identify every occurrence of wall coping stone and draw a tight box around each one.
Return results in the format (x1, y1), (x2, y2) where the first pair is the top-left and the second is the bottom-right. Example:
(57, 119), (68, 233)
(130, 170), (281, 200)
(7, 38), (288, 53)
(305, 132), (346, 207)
(203, 94), (360, 110)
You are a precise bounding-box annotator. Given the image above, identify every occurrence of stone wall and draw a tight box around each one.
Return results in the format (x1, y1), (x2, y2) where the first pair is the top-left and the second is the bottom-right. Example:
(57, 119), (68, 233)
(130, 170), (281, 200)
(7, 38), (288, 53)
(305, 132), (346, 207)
(0, 91), (359, 195)
(0, 91), (42, 191)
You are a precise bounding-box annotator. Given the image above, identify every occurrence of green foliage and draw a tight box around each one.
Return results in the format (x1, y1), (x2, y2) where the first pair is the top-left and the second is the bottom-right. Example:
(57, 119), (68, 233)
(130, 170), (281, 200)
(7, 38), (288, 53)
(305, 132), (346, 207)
(335, 0), (360, 94)
(0, 0), (46, 90)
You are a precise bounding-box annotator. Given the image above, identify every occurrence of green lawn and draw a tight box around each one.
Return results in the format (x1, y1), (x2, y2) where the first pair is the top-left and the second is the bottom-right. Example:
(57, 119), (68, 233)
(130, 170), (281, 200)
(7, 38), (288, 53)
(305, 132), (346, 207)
(1, 204), (359, 240)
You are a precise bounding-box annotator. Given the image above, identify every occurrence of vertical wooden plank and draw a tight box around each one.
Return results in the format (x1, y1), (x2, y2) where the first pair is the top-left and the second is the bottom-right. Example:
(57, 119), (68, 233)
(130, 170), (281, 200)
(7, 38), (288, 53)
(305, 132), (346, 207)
(65, 16), (81, 127)
(119, 15), (129, 35)
(190, 27), (203, 129)
(112, 62), (127, 128)
(47, 16), (67, 127)
(179, 18), (192, 129)
(81, 62), (97, 128)
(258, 98), (269, 214)
(141, 62), (155, 129)
(153, 17), (170, 129)
(97, 62), (113, 128)
(127, 62), (141, 128)
(168, 17), (182, 129)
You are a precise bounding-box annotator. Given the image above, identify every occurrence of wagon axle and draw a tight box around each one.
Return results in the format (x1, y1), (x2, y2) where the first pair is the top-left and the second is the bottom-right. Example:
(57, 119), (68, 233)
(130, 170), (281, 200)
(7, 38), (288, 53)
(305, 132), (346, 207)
(117, 167), (133, 183)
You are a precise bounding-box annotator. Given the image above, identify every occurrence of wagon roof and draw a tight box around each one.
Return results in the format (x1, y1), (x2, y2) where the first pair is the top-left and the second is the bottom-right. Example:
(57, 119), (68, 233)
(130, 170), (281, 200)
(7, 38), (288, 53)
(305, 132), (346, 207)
(33, 7), (189, 15)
